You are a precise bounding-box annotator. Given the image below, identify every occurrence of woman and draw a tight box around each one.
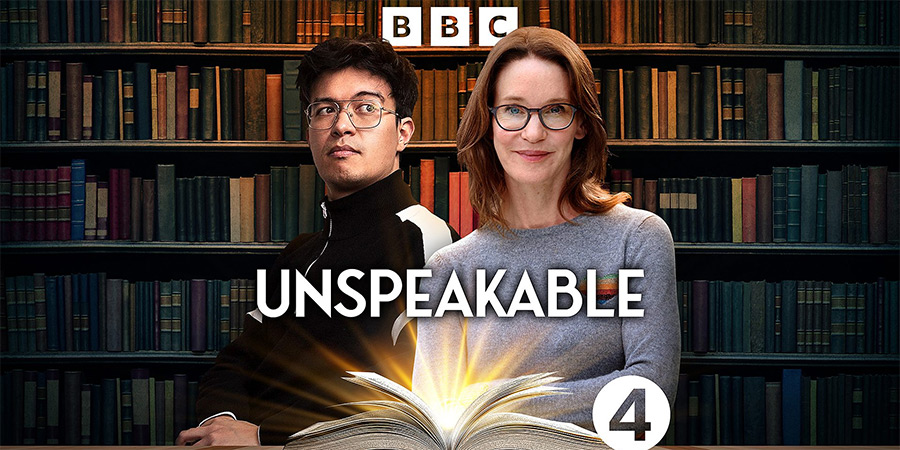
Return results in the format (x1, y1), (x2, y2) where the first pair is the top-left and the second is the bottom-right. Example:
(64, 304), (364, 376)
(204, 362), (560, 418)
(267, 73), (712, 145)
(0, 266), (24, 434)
(411, 27), (680, 430)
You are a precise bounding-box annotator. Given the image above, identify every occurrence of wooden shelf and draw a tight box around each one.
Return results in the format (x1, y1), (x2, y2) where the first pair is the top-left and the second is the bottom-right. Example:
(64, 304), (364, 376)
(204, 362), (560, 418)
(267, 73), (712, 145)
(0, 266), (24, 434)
(1, 139), (896, 154)
(673, 243), (899, 256)
(2, 351), (896, 368)
(2, 43), (897, 59)
(0, 241), (287, 255)
(0, 351), (218, 365)
(2, 241), (897, 255)
(680, 352), (900, 368)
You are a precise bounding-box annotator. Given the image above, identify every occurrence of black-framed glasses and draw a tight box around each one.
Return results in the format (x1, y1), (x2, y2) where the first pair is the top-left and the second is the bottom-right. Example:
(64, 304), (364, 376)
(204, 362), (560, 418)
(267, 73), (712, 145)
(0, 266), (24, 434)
(305, 99), (399, 130)
(489, 103), (579, 131)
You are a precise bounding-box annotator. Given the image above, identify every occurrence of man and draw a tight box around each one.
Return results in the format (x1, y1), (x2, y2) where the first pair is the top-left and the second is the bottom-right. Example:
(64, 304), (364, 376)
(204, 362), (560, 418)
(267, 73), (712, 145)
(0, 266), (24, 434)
(176, 35), (458, 446)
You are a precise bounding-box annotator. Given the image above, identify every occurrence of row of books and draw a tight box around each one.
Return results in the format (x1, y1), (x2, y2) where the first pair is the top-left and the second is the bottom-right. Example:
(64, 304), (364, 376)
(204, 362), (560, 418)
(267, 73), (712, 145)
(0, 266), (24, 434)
(621, 165), (900, 245)
(668, 370), (899, 446)
(0, 60), (305, 142)
(3, 0), (898, 46)
(0, 158), (479, 243)
(1, 274), (257, 354)
(597, 63), (900, 141)
(0, 368), (199, 446)
(539, 0), (900, 45)
(676, 279), (900, 355)
(0, 0), (366, 44)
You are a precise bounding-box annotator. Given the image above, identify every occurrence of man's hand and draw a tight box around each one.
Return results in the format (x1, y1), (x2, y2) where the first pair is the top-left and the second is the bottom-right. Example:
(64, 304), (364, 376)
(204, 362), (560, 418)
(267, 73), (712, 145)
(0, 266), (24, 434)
(175, 416), (260, 446)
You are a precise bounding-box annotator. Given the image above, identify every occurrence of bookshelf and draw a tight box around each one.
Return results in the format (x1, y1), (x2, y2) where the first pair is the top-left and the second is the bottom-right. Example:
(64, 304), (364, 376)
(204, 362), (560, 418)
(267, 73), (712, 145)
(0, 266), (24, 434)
(2, 0), (899, 447)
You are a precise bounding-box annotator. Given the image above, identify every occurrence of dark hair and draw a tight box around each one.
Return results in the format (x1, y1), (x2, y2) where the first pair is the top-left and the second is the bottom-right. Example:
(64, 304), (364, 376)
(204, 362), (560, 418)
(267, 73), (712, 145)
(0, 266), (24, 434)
(297, 35), (418, 120)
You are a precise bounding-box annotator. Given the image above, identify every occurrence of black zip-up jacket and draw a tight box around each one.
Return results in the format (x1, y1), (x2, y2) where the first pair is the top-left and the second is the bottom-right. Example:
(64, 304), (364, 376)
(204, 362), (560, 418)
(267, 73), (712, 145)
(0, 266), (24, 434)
(196, 171), (458, 444)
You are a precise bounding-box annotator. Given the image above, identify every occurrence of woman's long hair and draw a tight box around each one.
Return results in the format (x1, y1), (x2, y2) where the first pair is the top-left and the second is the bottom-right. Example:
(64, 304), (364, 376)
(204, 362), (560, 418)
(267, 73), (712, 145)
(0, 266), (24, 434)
(457, 27), (630, 232)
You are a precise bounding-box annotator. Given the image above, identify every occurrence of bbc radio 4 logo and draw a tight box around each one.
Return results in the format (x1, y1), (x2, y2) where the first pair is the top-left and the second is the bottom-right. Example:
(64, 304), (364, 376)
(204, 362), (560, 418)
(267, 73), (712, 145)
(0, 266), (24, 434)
(382, 7), (518, 47)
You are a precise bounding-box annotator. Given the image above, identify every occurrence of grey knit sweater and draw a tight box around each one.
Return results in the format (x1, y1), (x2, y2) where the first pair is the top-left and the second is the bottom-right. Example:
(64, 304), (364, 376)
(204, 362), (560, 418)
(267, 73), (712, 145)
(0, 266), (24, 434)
(412, 203), (680, 430)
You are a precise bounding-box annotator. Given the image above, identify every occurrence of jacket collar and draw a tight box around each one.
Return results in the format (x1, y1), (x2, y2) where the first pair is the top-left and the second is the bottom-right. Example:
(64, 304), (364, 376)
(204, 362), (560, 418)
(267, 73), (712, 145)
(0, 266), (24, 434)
(321, 170), (417, 240)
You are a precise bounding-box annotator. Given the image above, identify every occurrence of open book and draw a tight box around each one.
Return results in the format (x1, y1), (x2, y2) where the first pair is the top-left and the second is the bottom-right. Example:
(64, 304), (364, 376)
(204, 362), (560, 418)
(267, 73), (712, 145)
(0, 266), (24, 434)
(286, 372), (609, 450)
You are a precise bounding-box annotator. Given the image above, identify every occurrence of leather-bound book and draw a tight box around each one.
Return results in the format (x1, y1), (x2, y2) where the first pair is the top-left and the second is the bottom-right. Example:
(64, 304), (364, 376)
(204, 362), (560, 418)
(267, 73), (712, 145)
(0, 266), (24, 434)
(766, 73), (784, 139)
(732, 68), (745, 139)
(189, 280), (206, 352)
(188, 72), (199, 139)
(280, 0), (296, 43)
(756, 174), (772, 243)
(133, 62), (151, 140)
(783, 60), (803, 140)
(254, 173), (270, 242)
(800, 164), (818, 243)
(421, 69), (434, 141)
(249, 0), (264, 42)
(239, 176), (254, 242)
(868, 166), (887, 244)
(101, 70), (118, 139)
(65, 62), (82, 141)
(419, 159), (435, 213)
(701, 66), (717, 140)
(298, 165), (315, 234)
(199, 66), (217, 141)
(657, 70), (668, 138)
(191, 0), (207, 42)
(269, 166), (285, 242)
(47, 61), (62, 140)
(219, 67), (232, 140)
(644, 179), (657, 214)
(636, 66), (652, 139)
(156, 164), (175, 241)
(141, 179), (154, 241)
(231, 67), (244, 140)
(603, 69), (620, 139)
(243, 68), (266, 140)
(208, 0), (230, 42)
(174, 65), (188, 139)
(265, 74), (282, 141)
(675, 64), (690, 139)
(742, 177), (756, 242)
(156, 72), (167, 139)
(745, 67), (768, 140)
(433, 69), (448, 141)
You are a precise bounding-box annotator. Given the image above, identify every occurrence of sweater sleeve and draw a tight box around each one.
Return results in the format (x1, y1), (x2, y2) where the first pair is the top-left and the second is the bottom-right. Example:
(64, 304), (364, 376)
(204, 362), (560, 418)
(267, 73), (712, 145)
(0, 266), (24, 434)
(523, 214), (681, 429)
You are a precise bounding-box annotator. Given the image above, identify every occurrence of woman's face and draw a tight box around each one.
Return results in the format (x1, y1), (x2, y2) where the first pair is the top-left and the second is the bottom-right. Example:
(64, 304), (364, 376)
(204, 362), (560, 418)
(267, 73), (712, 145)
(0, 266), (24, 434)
(491, 56), (586, 193)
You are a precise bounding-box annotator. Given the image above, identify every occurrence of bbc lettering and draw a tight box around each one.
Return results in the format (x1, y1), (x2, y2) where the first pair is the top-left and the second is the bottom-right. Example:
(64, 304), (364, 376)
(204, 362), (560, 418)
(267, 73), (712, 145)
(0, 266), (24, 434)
(382, 7), (518, 47)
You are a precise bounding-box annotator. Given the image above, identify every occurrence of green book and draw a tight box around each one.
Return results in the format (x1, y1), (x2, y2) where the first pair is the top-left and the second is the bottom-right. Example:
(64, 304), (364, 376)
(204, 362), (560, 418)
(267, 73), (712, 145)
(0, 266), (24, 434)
(219, 68), (232, 140)
(434, 157), (450, 222)
(156, 164), (176, 241)
(783, 60), (804, 140)
(282, 60), (303, 141)
(175, 178), (188, 241)
(298, 165), (316, 234)
(218, 176), (229, 242)
(200, 67), (217, 141)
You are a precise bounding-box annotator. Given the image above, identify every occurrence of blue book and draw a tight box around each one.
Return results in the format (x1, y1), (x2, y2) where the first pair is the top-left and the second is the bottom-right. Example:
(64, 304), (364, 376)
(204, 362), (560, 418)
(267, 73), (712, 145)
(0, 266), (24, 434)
(70, 159), (86, 240)
(786, 167), (802, 243)
(765, 282), (776, 352)
(782, 280), (798, 352)
(722, 281), (733, 352)
(101, 379), (117, 445)
(46, 276), (59, 351)
(133, 63), (152, 140)
(88, 273), (100, 351)
(719, 376), (732, 444)
(23, 275), (36, 352)
(816, 173), (827, 242)
(732, 282), (744, 353)
(782, 368), (802, 445)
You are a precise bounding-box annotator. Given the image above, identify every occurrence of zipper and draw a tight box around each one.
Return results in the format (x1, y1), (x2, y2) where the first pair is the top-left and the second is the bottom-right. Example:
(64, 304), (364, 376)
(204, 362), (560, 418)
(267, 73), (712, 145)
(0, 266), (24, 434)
(304, 201), (331, 277)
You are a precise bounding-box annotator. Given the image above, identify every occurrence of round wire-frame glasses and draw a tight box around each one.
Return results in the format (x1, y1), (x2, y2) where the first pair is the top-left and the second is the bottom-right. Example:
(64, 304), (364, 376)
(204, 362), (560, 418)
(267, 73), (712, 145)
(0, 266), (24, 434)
(305, 99), (398, 130)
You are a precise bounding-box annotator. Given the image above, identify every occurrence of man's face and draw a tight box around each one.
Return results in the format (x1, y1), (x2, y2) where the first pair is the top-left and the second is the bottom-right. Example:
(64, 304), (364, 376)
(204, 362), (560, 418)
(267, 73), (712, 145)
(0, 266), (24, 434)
(307, 67), (414, 200)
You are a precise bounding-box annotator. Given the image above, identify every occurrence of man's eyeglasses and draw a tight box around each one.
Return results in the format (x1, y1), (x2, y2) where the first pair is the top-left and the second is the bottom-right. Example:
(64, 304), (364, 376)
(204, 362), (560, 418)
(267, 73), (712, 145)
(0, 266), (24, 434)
(489, 103), (579, 131)
(305, 99), (398, 130)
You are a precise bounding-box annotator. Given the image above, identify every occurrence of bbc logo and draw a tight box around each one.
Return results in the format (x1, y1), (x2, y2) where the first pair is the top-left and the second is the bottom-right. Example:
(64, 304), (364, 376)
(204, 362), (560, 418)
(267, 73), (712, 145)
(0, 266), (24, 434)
(382, 7), (519, 47)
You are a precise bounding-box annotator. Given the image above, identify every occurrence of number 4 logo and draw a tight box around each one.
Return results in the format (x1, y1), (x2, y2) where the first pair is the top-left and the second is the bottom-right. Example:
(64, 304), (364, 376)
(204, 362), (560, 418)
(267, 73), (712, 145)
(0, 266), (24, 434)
(609, 388), (650, 440)
(593, 376), (670, 450)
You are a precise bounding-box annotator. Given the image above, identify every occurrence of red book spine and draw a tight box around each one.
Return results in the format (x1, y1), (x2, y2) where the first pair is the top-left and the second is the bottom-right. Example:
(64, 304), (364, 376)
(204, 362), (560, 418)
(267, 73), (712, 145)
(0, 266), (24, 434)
(156, 0), (162, 41)
(420, 159), (435, 213)
(767, 73), (784, 140)
(11, 169), (24, 241)
(190, 279), (206, 352)
(57, 166), (71, 240)
(742, 177), (757, 243)
(120, 168), (131, 240)
(175, 65), (189, 139)
(157, 72), (167, 139)
(45, 169), (58, 241)
(449, 172), (460, 235)
(109, 169), (120, 240)
(254, 174), (270, 242)
(23, 169), (35, 241)
(460, 171), (473, 237)
(108, 0), (124, 42)
(35, 168), (46, 241)
(610, 0), (626, 43)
